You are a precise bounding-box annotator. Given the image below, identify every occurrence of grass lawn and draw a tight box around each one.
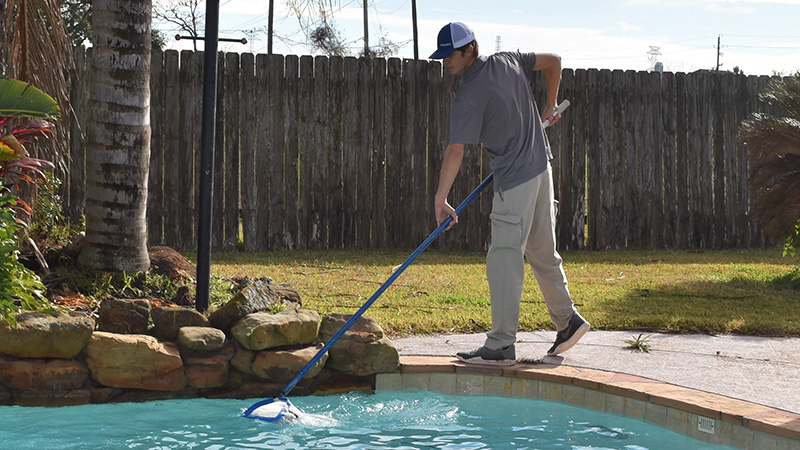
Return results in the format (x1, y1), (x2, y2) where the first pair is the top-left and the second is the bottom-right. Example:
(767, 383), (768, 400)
(200, 248), (800, 338)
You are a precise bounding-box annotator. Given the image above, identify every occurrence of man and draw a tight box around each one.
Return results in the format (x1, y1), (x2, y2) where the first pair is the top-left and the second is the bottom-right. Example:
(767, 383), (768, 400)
(430, 22), (589, 365)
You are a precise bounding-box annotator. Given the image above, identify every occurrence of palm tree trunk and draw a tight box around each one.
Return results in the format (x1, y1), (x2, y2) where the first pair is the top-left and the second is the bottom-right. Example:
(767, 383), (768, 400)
(78, 0), (152, 272)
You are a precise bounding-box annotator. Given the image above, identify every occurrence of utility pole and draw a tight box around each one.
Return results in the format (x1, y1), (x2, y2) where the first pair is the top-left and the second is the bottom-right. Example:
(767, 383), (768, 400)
(411, 0), (418, 59)
(268, 0), (274, 54)
(715, 35), (723, 71)
(363, 0), (369, 56)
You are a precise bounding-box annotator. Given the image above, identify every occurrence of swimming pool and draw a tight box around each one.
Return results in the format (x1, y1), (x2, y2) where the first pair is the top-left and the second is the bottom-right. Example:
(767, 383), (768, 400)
(1, 390), (740, 449)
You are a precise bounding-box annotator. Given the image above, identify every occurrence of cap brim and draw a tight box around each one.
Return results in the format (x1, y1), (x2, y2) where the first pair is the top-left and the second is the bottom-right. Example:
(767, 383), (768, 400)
(429, 47), (455, 59)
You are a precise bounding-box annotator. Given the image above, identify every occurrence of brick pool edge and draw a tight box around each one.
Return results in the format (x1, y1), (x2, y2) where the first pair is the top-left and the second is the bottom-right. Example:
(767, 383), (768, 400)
(375, 356), (800, 450)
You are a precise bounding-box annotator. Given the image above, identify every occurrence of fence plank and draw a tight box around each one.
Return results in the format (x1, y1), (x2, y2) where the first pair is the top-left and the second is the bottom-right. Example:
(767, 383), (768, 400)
(311, 56), (329, 248)
(342, 57), (359, 248)
(371, 58), (387, 248)
(586, 69), (601, 249)
(674, 72), (690, 249)
(565, 69), (586, 250)
(384, 58), (402, 248)
(147, 48), (164, 246)
(221, 52), (240, 249)
(357, 58), (372, 248)
(267, 54), (287, 250)
(661, 72), (677, 249)
(284, 55), (300, 249)
(67, 47), (88, 224)
(240, 53), (257, 251)
(326, 56), (344, 249)
(297, 56), (314, 249)
(252, 54), (269, 249)
(697, 73), (714, 248)
(163, 50), (181, 248)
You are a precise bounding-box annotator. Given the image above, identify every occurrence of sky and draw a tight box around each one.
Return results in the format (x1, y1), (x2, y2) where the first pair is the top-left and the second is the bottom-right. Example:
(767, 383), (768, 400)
(154, 0), (800, 76)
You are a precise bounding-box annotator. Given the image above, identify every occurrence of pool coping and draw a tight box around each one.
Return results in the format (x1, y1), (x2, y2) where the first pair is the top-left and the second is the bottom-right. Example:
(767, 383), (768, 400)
(375, 356), (800, 450)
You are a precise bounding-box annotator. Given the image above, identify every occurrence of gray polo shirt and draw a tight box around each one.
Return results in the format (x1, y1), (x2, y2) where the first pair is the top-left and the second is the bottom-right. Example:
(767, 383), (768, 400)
(449, 52), (552, 192)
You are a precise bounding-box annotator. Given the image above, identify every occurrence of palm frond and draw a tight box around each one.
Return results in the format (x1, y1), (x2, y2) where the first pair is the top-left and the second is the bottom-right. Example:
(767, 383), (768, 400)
(739, 74), (800, 243)
(0, 79), (61, 121)
(3, 0), (73, 170)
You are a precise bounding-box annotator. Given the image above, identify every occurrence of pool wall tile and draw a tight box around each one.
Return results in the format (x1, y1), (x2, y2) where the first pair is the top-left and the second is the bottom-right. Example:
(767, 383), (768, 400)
(537, 380), (562, 402)
(644, 402), (669, 428)
(582, 388), (606, 412)
(623, 397), (647, 420)
(751, 429), (781, 450)
(428, 373), (457, 394)
(719, 419), (756, 449)
(559, 384), (585, 407)
(378, 357), (800, 450)
(603, 391), (626, 416)
(510, 378), (539, 399)
(400, 373), (429, 390)
(375, 373), (402, 391)
(455, 373), (485, 395)
(666, 407), (690, 436)
(483, 376), (513, 397)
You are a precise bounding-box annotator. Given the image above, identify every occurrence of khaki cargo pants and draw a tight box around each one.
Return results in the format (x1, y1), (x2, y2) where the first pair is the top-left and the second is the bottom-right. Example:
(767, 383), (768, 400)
(484, 164), (577, 350)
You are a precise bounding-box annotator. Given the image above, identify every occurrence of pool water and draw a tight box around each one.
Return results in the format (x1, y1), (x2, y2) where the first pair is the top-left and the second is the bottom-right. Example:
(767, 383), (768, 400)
(1, 390), (740, 449)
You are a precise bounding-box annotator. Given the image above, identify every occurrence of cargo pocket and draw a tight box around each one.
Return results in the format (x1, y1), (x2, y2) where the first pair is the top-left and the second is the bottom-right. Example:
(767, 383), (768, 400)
(490, 213), (522, 250)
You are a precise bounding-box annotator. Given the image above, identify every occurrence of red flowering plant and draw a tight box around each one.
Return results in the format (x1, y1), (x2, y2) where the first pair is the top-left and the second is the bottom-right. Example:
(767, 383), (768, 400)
(0, 78), (61, 325)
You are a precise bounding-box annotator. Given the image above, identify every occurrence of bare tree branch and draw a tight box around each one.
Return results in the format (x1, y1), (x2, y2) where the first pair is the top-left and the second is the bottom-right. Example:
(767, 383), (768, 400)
(153, 0), (203, 51)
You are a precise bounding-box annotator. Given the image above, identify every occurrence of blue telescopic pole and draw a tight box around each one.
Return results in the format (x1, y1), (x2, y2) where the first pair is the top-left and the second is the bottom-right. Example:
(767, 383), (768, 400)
(279, 173), (494, 397)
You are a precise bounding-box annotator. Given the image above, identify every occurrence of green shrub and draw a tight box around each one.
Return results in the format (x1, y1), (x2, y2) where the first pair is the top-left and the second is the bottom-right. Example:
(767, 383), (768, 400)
(66, 270), (180, 302)
(30, 171), (84, 250)
(0, 188), (52, 326)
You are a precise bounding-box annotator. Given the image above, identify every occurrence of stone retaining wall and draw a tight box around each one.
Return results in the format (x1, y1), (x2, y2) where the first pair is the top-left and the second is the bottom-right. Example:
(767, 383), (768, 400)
(0, 283), (399, 407)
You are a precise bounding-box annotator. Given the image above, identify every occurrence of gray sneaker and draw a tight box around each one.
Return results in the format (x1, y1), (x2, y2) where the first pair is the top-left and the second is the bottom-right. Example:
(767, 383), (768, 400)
(547, 313), (590, 356)
(456, 345), (516, 366)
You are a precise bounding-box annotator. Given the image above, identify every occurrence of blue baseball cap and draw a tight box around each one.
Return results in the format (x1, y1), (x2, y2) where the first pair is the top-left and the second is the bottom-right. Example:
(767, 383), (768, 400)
(429, 22), (475, 59)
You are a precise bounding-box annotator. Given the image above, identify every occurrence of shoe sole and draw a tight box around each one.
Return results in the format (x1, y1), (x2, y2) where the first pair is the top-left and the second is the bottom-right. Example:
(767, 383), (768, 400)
(547, 322), (590, 356)
(456, 355), (516, 366)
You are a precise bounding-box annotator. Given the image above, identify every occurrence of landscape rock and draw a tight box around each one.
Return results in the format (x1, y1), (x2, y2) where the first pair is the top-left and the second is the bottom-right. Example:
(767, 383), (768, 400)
(151, 306), (210, 341)
(318, 314), (399, 377)
(229, 346), (256, 375)
(0, 357), (88, 391)
(208, 279), (302, 331)
(231, 309), (320, 351)
(97, 298), (151, 334)
(83, 331), (186, 391)
(0, 385), (11, 405)
(250, 344), (327, 383)
(14, 388), (91, 407)
(177, 326), (227, 353)
(183, 343), (234, 388)
(0, 311), (94, 359)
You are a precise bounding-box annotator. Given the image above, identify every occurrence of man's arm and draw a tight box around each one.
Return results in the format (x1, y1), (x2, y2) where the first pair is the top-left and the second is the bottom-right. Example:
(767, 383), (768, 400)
(434, 143), (465, 230)
(533, 53), (562, 125)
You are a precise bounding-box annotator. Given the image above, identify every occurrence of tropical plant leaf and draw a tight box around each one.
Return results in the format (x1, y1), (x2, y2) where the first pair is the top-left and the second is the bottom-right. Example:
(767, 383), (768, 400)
(0, 79), (61, 121)
(739, 74), (800, 243)
(0, 141), (18, 162)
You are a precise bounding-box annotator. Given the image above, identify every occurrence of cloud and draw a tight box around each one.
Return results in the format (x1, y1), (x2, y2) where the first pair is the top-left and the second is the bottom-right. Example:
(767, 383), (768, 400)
(619, 22), (643, 31)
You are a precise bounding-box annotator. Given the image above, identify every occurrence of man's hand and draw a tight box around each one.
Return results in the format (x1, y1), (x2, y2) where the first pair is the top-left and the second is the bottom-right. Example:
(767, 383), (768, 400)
(435, 199), (458, 231)
(541, 105), (561, 127)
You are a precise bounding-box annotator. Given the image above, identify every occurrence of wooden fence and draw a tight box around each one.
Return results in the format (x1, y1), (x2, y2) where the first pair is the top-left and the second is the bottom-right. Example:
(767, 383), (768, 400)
(63, 48), (779, 252)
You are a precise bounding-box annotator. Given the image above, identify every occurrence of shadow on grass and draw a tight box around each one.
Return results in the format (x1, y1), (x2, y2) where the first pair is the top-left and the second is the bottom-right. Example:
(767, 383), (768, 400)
(601, 273), (800, 336)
